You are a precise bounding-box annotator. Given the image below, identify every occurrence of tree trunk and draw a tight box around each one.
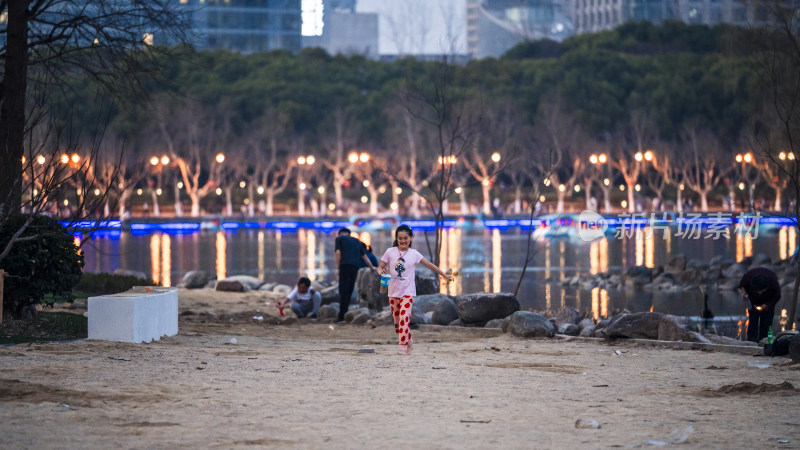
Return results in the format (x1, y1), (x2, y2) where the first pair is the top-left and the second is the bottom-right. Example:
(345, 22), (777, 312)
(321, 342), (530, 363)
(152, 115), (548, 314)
(368, 187), (379, 214)
(266, 190), (274, 216)
(584, 180), (592, 210)
(700, 191), (708, 212)
(174, 184), (183, 217)
(190, 193), (201, 216)
(459, 190), (468, 214)
(411, 192), (421, 218)
(482, 184), (491, 215)
(514, 187), (522, 214)
(0, 0), (29, 215)
(150, 191), (160, 217)
(297, 185), (305, 215)
(556, 190), (565, 213)
(247, 185), (254, 217)
(774, 189), (782, 212)
(334, 183), (343, 211)
(602, 187), (611, 213)
(627, 185), (635, 213)
(676, 187), (683, 213)
(224, 188), (232, 216)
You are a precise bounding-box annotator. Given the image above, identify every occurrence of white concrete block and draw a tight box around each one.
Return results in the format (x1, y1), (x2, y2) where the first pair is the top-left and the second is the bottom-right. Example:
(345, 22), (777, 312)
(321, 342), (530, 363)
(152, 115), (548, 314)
(88, 286), (178, 343)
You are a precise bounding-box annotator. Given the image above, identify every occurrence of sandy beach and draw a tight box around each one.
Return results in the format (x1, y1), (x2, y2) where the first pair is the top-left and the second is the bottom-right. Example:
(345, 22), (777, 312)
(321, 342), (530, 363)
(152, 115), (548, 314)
(1, 288), (799, 449)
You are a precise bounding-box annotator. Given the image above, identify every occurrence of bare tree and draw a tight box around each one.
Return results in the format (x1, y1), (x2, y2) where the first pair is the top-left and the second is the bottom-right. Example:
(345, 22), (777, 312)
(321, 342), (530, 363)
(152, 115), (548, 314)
(321, 106), (359, 213)
(680, 125), (724, 212)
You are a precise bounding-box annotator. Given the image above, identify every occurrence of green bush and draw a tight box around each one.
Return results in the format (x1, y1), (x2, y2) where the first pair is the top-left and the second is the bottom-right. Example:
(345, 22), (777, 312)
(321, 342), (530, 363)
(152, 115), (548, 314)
(73, 272), (154, 296)
(0, 214), (84, 319)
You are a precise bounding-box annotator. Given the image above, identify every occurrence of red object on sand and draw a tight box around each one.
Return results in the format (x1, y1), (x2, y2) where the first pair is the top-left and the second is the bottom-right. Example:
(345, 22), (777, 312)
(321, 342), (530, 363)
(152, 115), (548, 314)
(278, 302), (285, 317)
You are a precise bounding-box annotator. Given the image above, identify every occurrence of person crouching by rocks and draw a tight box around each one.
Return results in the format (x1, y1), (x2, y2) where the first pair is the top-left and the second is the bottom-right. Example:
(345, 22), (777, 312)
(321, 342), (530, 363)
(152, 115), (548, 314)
(739, 267), (781, 343)
(279, 277), (321, 320)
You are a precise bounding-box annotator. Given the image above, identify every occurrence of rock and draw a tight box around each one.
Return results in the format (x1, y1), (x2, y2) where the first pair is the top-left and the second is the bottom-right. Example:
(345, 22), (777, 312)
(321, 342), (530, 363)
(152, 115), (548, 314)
(319, 284), (340, 305)
(687, 259), (707, 270)
(579, 325), (596, 337)
(578, 318), (595, 330)
(424, 311), (434, 323)
(558, 323), (580, 336)
(258, 282), (277, 292)
(215, 279), (247, 292)
(356, 268), (388, 311)
(204, 280), (217, 289)
(448, 318), (465, 327)
(555, 306), (581, 327)
(318, 304), (339, 320)
(415, 267), (440, 296)
(682, 331), (711, 343)
(603, 312), (665, 339)
(485, 319), (504, 328)
(751, 253), (771, 267)
(704, 334), (757, 346)
(789, 334), (800, 363)
(414, 293), (452, 313)
(723, 263), (747, 279)
(657, 315), (687, 341)
(351, 311), (371, 325)
(113, 269), (148, 280)
(182, 270), (211, 289)
(456, 292), (520, 324)
(271, 284), (292, 295)
(717, 278), (740, 290)
(709, 255), (735, 268)
(368, 309), (394, 326)
(678, 269), (703, 286)
(592, 327), (606, 338)
(344, 307), (369, 323)
(220, 275), (264, 291)
(410, 305), (428, 326)
(624, 265), (652, 286)
(652, 272), (676, 284)
(506, 311), (554, 338)
(665, 254), (687, 274)
(703, 266), (722, 283)
(575, 418), (601, 429)
(431, 298), (459, 326)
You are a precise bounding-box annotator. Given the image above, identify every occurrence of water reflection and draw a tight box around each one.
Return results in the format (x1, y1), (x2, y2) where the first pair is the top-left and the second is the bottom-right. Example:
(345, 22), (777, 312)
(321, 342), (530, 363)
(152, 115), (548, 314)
(149, 233), (172, 286)
(438, 228), (462, 296)
(492, 229), (502, 292)
(258, 231), (265, 280)
(216, 231), (226, 280)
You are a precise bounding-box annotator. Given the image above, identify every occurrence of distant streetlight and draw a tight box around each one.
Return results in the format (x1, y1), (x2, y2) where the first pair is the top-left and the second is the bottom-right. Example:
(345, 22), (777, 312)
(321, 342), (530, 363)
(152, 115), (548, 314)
(150, 156), (159, 166)
(60, 154), (69, 164)
(71, 153), (80, 163)
(574, 185), (581, 192)
(454, 187), (462, 194)
(348, 152), (359, 163)
(215, 153), (225, 164)
(395, 187), (403, 195)
(362, 180), (370, 188)
(161, 156), (170, 165)
(257, 186), (264, 195)
(360, 196), (368, 203)
(36, 155), (45, 165)
(644, 150), (654, 161)
(359, 152), (369, 163)
(634, 152), (643, 162)
(317, 186), (325, 194)
(239, 181), (246, 189)
(491, 152), (501, 163)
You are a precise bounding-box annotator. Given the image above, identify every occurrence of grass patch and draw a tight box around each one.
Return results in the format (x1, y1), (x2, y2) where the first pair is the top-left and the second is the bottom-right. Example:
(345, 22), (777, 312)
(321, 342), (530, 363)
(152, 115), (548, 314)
(0, 312), (87, 345)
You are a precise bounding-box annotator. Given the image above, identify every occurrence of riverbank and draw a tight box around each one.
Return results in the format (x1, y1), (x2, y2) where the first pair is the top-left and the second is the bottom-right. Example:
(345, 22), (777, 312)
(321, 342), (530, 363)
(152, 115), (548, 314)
(1, 289), (798, 448)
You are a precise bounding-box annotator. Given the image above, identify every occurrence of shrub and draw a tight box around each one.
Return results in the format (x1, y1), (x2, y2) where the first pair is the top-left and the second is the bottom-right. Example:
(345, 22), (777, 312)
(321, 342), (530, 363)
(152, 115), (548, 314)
(73, 272), (154, 296)
(0, 214), (84, 319)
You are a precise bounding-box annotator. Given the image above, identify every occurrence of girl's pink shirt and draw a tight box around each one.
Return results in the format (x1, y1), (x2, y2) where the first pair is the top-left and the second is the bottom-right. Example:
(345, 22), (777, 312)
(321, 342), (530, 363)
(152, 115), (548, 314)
(380, 247), (423, 298)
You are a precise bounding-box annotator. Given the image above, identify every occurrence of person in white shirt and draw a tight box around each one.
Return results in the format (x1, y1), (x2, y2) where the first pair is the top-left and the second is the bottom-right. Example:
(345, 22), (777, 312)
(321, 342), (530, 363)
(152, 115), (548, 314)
(279, 277), (321, 320)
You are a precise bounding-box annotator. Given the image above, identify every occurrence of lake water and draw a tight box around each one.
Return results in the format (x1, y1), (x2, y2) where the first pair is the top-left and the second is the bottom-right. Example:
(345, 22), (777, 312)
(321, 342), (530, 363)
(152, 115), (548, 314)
(78, 225), (798, 338)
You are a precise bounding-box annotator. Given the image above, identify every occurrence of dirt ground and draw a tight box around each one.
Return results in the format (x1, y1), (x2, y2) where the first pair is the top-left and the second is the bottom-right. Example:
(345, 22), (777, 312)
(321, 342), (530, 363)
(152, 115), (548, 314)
(1, 289), (799, 449)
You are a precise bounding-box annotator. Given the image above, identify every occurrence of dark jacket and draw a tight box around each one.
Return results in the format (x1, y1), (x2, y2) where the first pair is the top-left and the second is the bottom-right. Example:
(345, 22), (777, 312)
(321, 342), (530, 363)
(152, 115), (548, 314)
(739, 267), (781, 308)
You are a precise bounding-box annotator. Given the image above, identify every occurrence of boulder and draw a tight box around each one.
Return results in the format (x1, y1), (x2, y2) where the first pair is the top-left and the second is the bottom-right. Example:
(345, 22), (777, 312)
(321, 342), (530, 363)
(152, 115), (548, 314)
(448, 318), (465, 327)
(703, 266), (723, 283)
(679, 269), (703, 286)
(555, 306), (581, 327)
(506, 311), (555, 338)
(410, 305), (428, 326)
(709, 255), (736, 268)
(704, 334), (757, 346)
(723, 263), (747, 279)
(319, 285), (340, 305)
(456, 292), (520, 324)
(751, 253), (771, 267)
(414, 293), (452, 313)
(424, 311), (434, 323)
(271, 284), (292, 295)
(624, 266), (652, 286)
(355, 268), (388, 311)
(215, 279), (247, 292)
(665, 254), (687, 275)
(415, 267), (440, 296)
(318, 304), (339, 321)
(368, 309), (394, 326)
(657, 315), (687, 341)
(113, 269), (148, 280)
(579, 325), (596, 337)
(602, 312), (665, 339)
(788, 334), (800, 363)
(485, 319), (504, 328)
(717, 278), (741, 290)
(682, 331), (711, 343)
(431, 298), (459, 326)
(258, 282), (277, 292)
(182, 270), (211, 289)
(221, 275), (264, 291)
(351, 311), (371, 325)
(558, 323), (580, 336)
(344, 307), (369, 323)
(578, 318), (595, 330)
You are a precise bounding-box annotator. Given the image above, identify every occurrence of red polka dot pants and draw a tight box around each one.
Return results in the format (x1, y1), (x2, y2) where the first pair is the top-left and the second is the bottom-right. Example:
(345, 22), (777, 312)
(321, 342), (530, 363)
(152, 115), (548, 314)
(389, 296), (413, 353)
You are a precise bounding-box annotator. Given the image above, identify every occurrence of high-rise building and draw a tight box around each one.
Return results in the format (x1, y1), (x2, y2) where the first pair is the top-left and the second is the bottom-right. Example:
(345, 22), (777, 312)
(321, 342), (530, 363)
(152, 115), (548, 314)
(177, 0), (302, 54)
(467, 0), (573, 59)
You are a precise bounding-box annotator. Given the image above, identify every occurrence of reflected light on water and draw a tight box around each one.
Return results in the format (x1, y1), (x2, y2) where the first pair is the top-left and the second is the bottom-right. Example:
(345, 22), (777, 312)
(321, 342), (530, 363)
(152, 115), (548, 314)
(644, 227), (654, 268)
(438, 228), (462, 295)
(161, 234), (171, 287)
(591, 287), (599, 321)
(781, 309), (787, 332)
(258, 231), (265, 280)
(307, 230), (316, 280)
(779, 226), (796, 261)
(600, 288), (608, 318)
(590, 238), (609, 275)
(492, 229), (501, 292)
(216, 231), (226, 280)
(780, 227), (787, 260)
(736, 233), (754, 262)
(559, 241), (566, 282)
(151, 234), (160, 285)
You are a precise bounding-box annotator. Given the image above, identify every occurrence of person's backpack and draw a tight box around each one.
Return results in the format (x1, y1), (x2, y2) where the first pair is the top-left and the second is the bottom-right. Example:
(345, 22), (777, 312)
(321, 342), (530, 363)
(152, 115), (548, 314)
(764, 331), (798, 357)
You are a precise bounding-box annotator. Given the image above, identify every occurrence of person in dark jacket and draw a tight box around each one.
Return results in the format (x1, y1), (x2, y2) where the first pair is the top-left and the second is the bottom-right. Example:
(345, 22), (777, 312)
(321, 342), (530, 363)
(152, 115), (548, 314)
(739, 267), (781, 342)
(334, 228), (376, 323)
